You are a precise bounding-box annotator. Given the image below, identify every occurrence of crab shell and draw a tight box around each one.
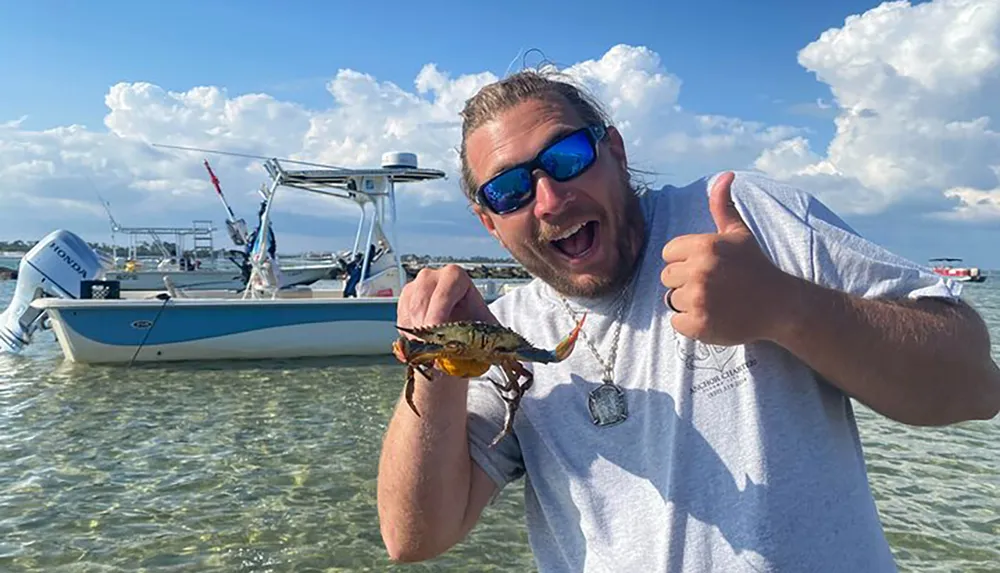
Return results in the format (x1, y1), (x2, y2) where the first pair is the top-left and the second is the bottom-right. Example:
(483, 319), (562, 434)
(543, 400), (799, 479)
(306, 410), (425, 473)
(392, 314), (587, 375)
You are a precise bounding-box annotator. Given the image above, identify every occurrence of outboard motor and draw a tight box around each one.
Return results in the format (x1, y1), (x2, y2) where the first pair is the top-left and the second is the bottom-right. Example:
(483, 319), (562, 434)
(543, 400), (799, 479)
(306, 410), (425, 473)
(0, 229), (104, 353)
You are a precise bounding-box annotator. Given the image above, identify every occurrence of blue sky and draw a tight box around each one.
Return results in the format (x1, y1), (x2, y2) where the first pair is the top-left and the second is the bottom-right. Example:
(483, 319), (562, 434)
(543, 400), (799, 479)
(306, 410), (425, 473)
(1, 0), (867, 135)
(3, 0), (999, 269)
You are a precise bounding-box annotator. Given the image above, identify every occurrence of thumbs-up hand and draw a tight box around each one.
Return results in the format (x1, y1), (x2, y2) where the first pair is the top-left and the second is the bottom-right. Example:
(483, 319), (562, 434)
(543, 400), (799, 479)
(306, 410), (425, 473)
(660, 172), (796, 345)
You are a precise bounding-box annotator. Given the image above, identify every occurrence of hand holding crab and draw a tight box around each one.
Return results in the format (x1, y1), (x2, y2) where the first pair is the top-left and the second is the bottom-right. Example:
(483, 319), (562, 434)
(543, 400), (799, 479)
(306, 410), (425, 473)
(660, 172), (797, 346)
(393, 265), (586, 447)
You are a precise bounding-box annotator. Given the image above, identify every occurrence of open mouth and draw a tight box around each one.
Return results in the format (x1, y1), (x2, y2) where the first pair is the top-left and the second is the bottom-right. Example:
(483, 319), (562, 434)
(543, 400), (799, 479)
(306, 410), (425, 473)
(550, 220), (599, 262)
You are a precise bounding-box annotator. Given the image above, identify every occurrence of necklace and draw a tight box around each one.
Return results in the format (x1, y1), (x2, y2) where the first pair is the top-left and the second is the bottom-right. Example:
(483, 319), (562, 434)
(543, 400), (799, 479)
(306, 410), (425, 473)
(557, 274), (637, 427)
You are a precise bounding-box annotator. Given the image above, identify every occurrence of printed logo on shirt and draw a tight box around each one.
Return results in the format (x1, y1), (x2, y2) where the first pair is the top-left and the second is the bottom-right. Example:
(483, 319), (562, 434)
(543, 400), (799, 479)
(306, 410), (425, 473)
(674, 334), (759, 398)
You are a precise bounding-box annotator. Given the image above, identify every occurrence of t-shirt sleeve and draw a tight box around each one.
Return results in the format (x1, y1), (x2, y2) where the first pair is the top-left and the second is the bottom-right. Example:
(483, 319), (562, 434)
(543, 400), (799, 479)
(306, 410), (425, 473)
(728, 171), (963, 302)
(466, 368), (526, 496)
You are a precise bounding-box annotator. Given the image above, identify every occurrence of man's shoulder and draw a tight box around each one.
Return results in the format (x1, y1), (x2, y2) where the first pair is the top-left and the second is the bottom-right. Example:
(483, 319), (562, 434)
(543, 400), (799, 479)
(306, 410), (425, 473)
(655, 170), (814, 216)
(652, 170), (859, 238)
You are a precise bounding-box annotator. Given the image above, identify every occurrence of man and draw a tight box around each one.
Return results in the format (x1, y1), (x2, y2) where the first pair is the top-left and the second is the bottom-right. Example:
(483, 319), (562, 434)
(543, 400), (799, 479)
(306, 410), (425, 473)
(376, 70), (1000, 572)
(245, 200), (277, 261)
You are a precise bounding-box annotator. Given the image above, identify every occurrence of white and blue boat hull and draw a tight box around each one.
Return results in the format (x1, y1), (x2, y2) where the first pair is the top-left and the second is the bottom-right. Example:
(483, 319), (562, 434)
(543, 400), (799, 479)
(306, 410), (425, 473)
(32, 297), (401, 364)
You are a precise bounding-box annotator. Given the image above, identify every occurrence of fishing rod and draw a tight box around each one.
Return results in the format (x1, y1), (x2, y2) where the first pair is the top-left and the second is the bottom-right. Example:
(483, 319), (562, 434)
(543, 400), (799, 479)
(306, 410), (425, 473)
(202, 159), (250, 246)
(203, 159), (239, 221)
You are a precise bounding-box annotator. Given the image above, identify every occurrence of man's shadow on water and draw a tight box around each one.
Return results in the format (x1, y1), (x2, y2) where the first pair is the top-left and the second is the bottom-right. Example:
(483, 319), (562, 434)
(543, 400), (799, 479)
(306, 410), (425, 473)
(518, 375), (774, 571)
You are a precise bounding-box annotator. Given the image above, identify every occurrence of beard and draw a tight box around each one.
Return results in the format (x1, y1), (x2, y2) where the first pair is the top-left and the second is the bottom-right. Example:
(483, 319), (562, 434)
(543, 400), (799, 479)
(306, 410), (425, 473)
(506, 177), (647, 299)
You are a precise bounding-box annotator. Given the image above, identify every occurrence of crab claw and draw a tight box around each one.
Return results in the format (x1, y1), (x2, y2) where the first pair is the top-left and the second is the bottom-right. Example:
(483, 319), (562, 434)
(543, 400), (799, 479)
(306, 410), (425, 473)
(391, 336), (410, 364)
(553, 312), (586, 362)
(394, 337), (447, 363)
(515, 312), (587, 363)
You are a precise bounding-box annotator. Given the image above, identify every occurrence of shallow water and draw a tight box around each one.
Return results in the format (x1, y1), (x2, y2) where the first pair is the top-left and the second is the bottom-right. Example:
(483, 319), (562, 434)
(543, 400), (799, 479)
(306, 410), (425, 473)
(0, 280), (997, 571)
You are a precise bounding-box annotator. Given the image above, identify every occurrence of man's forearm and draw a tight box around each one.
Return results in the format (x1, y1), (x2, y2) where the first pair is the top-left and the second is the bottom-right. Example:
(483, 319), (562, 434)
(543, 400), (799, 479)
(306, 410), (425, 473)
(769, 274), (1000, 425)
(377, 372), (475, 561)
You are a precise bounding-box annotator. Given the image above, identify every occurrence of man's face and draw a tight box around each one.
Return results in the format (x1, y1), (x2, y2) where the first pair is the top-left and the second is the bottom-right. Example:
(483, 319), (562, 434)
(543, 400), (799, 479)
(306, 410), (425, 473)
(466, 97), (646, 298)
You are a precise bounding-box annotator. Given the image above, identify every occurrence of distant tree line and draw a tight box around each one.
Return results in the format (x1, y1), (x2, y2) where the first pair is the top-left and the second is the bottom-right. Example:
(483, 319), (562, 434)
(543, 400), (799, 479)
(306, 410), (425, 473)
(0, 239), (187, 257)
(399, 254), (519, 264)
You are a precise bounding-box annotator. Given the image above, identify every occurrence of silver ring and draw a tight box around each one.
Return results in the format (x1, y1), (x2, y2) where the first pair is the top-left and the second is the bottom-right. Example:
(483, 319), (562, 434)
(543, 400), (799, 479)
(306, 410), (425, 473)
(666, 289), (679, 313)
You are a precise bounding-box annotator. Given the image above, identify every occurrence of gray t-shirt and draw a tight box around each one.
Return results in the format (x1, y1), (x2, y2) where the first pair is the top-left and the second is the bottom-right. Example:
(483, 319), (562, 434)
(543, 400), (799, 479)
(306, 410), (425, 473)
(466, 170), (960, 572)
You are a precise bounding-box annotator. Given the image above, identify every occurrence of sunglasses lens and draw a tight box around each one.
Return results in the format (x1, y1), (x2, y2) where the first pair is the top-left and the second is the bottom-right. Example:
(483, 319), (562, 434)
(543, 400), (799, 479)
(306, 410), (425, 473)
(539, 130), (596, 181)
(482, 168), (533, 214)
(478, 126), (602, 214)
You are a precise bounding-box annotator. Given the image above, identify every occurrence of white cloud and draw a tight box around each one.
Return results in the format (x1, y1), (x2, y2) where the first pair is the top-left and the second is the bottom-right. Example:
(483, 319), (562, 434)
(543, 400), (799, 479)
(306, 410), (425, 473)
(555, 45), (807, 175)
(0, 44), (807, 253)
(755, 0), (1000, 220)
(933, 165), (1000, 223)
(3, 2), (999, 259)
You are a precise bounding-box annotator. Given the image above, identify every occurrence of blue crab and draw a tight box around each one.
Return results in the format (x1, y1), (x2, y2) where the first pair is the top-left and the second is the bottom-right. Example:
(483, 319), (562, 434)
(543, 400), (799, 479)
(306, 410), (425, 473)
(392, 315), (587, 447)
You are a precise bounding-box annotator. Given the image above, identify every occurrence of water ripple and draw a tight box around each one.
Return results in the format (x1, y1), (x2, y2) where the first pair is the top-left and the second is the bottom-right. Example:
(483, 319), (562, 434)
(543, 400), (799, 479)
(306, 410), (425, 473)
(0, 281), (997, 571)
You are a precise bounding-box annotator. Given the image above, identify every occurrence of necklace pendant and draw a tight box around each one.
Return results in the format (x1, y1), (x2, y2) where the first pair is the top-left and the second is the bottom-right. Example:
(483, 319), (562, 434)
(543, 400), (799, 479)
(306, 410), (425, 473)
(588, 381), (628, 427)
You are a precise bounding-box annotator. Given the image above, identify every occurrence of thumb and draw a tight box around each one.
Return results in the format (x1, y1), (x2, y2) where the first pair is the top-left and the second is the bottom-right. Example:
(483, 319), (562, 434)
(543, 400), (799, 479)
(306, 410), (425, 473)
(708, 171), (746, 234)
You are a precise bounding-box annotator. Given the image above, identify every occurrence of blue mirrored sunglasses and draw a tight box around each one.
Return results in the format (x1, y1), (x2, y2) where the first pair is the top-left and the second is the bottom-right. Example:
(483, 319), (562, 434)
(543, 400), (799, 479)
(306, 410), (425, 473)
(476, 124), (608, 215)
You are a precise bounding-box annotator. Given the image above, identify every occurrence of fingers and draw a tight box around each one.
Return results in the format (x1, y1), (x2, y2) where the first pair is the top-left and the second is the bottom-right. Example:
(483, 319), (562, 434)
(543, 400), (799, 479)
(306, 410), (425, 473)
(397, 268), (440, 330)
(663, 171), (745, 265)
(398, 264), (492, 333)
(424, 266), (475, 325)
(659, 259), (689, 289)
(664, 282), (702, 314)
(436, 264), (495, 324)
(452, 287), (498, 325)
(661, 233), (710, 264)
(665, 288), (680, 313)
(708, 171), (747, 235)
(670, 311), (701, 339)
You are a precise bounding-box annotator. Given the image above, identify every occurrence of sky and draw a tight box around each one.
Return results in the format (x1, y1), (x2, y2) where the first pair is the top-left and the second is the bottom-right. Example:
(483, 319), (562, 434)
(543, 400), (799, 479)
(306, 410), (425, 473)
(1, 0), (999, 267)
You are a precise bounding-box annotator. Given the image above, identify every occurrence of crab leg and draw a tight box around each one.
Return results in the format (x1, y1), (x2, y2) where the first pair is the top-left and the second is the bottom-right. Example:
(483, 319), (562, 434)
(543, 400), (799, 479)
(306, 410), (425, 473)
(509, 360), (534, 394)
(393, 337), (447, 417)
(486, 360), (537, 449)
(394, 336), (495, 418)
(488, 362), (521, 448)
(404, 363), (441, 417)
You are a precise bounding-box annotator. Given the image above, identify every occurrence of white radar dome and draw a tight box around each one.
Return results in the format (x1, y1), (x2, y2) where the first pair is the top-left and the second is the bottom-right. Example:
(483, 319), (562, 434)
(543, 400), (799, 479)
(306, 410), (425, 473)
(381, 151), (418, 169)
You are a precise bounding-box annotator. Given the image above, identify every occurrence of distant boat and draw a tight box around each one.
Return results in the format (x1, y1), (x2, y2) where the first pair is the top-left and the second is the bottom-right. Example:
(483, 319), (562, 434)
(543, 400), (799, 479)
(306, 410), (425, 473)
(92, 187), (338, 292)
(0, 256), (20, 271)
(929, 258), (987, 283)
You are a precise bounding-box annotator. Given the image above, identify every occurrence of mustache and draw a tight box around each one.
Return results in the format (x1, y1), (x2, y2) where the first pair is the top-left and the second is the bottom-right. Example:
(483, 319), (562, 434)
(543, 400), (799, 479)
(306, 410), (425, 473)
(535, 212), (599, 243)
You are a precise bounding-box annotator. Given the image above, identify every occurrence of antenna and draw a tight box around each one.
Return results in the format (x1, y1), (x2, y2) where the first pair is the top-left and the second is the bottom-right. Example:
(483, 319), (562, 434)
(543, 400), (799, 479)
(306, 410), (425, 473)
(98, 195), (120, 231)
(151, 143), (349, 171)
(82, 176), (121, 232)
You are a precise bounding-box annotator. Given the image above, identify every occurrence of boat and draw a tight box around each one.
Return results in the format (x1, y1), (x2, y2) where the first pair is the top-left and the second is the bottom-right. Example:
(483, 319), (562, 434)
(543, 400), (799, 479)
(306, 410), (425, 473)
(0, 252), (21, 270)
(0, 252), (21, 279)
(0, 151), (527, 364)
(95, 178), (339, 291)
(929, 258), (987, 283)
(98, 219), (336, 291)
